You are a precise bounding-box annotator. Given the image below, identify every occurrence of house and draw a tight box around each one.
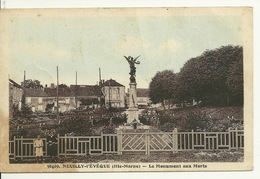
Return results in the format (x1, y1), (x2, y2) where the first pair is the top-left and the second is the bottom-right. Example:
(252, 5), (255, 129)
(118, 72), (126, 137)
(102, 79), (125, 108)
(24, 88), (48, 112)
(44, 86), (76, 113)
(136, 88), (151, 107)
(126, 88), (151, 108)
(24, 85), (76, 113)
(70, 85), (103, 109)
(9, 79), (23, 118)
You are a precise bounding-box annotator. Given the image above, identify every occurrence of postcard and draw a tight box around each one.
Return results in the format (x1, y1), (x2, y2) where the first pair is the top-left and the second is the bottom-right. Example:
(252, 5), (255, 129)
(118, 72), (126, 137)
(0, 7), (253, 172)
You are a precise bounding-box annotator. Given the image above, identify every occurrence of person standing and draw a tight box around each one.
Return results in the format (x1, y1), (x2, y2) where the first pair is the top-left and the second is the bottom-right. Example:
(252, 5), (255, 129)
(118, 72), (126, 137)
(34, 135), (44, 163)
(47, 131), (58, 162)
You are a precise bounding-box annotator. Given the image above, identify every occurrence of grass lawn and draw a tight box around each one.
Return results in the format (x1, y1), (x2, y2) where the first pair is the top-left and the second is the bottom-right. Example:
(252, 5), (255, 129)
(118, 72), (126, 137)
(11, 150), (243, 163)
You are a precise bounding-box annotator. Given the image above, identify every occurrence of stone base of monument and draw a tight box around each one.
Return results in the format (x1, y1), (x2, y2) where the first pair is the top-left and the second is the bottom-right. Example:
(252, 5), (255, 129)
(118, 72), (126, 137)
(126, 107), (139, 123)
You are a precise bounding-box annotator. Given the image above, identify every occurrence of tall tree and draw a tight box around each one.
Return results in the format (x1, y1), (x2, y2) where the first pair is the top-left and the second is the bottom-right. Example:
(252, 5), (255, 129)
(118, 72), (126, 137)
(174, 45), (243, 106)
(226, 47), (243, 105)
(149, 70), (176, 109)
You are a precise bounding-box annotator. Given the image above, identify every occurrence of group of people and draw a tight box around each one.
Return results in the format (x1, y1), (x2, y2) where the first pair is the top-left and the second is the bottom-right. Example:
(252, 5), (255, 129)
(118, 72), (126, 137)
(33, 131), (57, 163)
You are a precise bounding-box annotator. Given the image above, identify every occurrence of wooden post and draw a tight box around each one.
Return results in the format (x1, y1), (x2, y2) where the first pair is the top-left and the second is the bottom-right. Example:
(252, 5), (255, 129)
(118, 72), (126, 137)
(56, 66), (60, 120)
(146, 130), (150, 155)
(13, 136), (16, 160)
(173, 128), (178, 153)
(235, 128), (238, 150)
(204, 132), (207, 150)
(117, 129), (122, 155)
(57, 134), (60, 157)
(64, 134), (67, 157)
(21, 136), (23, 160)
(228, 128), (231, 150)
(191, 130), (194, 150)
(101, 132), (104, 154)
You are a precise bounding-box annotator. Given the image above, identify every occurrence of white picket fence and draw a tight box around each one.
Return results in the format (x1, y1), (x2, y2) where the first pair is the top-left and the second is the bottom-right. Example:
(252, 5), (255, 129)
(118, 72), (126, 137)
(9, 128), (244, 159)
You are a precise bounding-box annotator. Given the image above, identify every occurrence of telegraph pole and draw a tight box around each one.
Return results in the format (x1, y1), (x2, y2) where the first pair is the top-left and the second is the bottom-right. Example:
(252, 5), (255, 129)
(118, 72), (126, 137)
(22, 70), (26, 107)
(99, 68), (102, 108)
(56, 66), (60, 120)
(75, 71), (78, 109)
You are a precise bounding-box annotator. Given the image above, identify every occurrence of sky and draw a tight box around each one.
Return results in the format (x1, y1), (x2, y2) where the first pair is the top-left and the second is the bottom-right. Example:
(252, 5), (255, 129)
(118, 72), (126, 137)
(8, 11), (243, 89)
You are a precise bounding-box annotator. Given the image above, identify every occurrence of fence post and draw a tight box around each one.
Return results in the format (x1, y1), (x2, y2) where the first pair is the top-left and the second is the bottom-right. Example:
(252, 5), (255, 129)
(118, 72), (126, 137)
(57, 134), (60, 157)
(173, 128), (178, 153)
(21, 136), (23, 160)
(117, 129), (122, 155)
(235, 128), (238, 150)
(146, 129), (150, 155)
(101, 132), (104, 154)
(191, 130), (194, 150)
(14, 136), (16, 160)
(228, 127), (231, 150)
(64, 134), (67, 157)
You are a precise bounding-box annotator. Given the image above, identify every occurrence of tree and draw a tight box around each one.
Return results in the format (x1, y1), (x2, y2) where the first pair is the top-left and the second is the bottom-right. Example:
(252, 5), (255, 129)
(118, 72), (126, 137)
(58, 84), (68, 88)
(174, 45), (243, 106)
(21, 79), (43, 89)
(226, 48), (243, 105)
(149, 70), (176, 109)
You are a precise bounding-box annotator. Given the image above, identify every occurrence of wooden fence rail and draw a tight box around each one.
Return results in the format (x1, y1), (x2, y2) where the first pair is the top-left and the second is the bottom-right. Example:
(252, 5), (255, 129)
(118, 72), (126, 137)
(9, 128), (243, 159)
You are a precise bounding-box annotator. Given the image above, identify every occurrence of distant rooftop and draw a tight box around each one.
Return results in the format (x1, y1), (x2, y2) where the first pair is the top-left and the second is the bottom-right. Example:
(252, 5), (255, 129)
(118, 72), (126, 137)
(9, 79), (22, 89)
(25, 88), (47, 97)
(103, 79), (124, 87)
(70, 85), (102, 97)
(44, 87), (74, 97)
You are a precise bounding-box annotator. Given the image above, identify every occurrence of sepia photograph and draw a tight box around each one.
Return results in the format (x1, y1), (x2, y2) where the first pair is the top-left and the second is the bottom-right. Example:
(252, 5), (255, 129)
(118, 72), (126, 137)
(0, 7), (253, 172)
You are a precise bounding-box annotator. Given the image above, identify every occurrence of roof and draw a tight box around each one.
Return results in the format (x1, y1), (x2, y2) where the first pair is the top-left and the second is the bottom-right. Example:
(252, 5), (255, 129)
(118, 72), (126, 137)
(9, 79), (22, 89)
(25, 88), (47, 97)
(103, 79), (124, 87)
(70, 85), (102, 97)
(44, 87), (74, 97)
(136, 88), (150, 97)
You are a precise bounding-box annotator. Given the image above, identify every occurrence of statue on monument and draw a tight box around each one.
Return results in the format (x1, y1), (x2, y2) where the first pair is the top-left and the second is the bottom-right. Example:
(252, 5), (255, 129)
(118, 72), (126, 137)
(124, 55), (140, 83)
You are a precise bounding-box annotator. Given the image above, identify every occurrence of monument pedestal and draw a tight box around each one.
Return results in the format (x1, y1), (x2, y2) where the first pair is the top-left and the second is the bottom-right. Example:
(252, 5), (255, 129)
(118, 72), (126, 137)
(127, 82), (139, 123)
(127, 107), (139, 123)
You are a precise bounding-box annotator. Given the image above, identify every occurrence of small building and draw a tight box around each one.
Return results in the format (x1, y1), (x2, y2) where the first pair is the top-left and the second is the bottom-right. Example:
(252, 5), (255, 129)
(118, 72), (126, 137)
(70, 85), (103, 109)
(24, 88), (48, 112)
(136, 88), (151, 107)
(102, 79), (125, 108)
(9, 79), (23, 118)
(44, 87), (76, 113)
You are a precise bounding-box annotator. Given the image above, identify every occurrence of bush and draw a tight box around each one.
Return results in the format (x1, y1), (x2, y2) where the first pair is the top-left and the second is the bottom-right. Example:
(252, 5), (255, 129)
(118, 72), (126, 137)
(18, 128), (28, 137)
(101, 126), (116, 134)
(62, 118), (94, 136)
(139, 116), (149, 125)
(160, 122), (177, 132)
(181, 110), (210, 132)
(111, 116), (127, 125)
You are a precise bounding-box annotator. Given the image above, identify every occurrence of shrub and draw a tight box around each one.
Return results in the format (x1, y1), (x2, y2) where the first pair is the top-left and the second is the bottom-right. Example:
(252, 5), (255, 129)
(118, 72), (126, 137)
(160, 122), (177, 132)
(101, 126), (116, 134)
(62, 118), (94, 136)
(181, 110), (210, 132)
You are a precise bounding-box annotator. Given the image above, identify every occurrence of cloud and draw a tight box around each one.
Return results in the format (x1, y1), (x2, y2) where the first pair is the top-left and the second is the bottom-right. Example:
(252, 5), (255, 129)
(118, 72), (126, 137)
(116, 36), (149, 53)
(159, 39), (182, 54)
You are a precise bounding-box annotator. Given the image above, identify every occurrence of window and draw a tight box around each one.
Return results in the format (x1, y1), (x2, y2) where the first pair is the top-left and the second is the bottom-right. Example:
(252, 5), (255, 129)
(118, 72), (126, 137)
(26, 97), (31, 104)
(38, 105), (43, 111)
(65, 98), (70, 104)
(38, 98), (43, 104)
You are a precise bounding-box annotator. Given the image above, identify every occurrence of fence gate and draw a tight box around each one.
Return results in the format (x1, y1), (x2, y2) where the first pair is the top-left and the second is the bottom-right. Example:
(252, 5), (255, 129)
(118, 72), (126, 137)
(118, 132), (146, 154)
(117, 129), (178, 155)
